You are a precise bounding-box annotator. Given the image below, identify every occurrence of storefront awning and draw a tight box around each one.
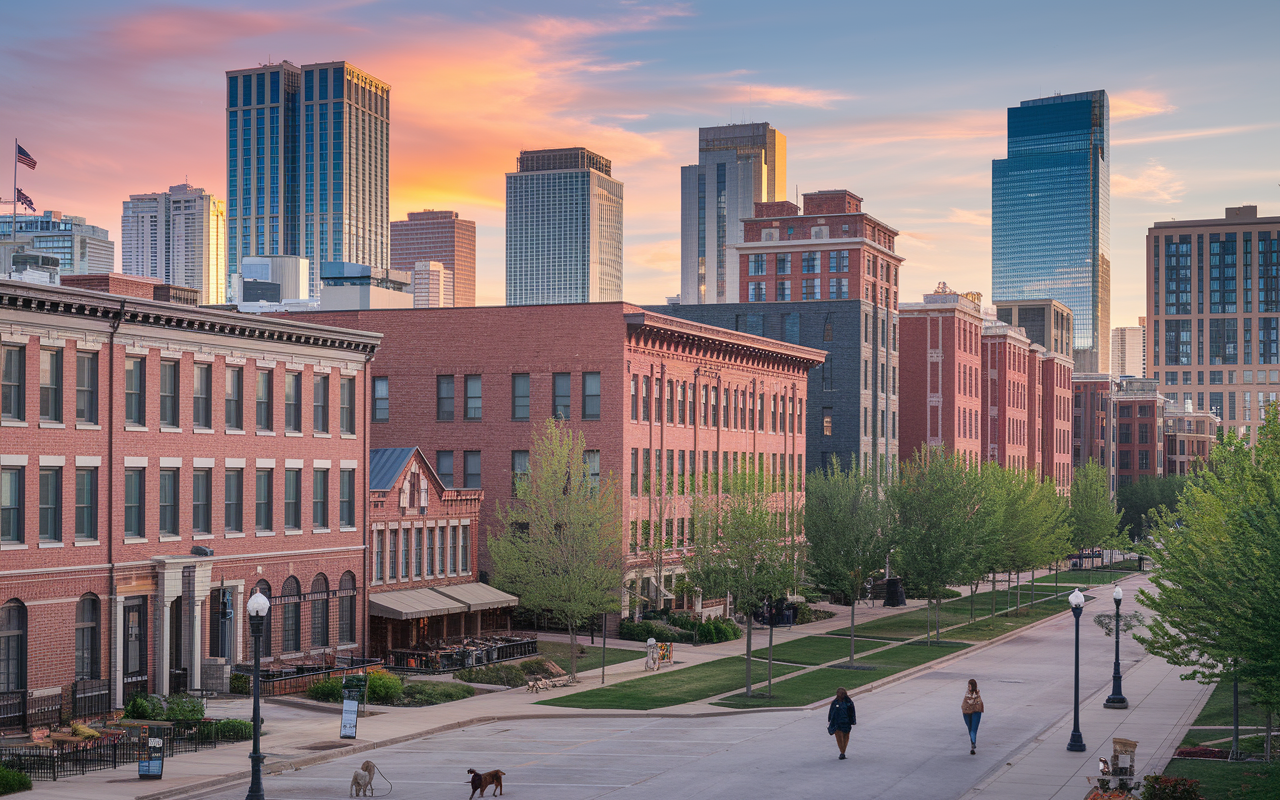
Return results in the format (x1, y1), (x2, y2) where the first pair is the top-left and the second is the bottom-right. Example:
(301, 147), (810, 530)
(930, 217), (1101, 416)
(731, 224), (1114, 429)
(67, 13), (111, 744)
(436, 583), (520, 611)
(369, 588), (468, 620)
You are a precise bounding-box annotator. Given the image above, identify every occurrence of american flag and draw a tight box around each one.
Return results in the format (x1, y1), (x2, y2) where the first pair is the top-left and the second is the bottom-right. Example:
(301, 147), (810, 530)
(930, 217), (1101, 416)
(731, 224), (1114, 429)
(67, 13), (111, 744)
(15, 187), (35, 212)
(15, 142), (35, 170)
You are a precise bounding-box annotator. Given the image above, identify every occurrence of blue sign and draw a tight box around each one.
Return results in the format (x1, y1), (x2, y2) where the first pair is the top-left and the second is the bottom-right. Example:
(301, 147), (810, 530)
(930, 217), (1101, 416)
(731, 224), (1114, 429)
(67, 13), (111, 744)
(139, 759), (164, 779)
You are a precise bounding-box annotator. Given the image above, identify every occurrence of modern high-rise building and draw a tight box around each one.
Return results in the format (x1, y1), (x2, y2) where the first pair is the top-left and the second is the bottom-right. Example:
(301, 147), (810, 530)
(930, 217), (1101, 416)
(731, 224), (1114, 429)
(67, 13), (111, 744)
(121, 183), (227, 305)
(225, 60), (390, 302)
(994, 298), (1074, 358)
(412, 260), (454, 308)
(0, 211), (114, 275)
(680, 123), (786, 305)
(390, 210), (476, 307)
(505, 147), (622, 306)
(1111, 325), (1146, 377)
(992, 90), (1110, 373)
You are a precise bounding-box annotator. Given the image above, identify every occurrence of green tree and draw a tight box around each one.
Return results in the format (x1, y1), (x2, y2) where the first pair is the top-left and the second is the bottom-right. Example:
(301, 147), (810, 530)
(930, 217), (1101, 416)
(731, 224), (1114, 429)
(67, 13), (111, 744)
(1116, 475), (1187, 543)
(490, 419), (626, 680)
(805, 456), (893, 664)
(1068, 461), (1125, 568)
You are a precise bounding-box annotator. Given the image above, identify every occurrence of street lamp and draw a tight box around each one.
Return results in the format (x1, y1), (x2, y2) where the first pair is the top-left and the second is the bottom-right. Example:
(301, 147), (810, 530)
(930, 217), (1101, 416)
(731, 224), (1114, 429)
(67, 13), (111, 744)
(245, 590), (271, 800)
(1104, 586), (1129, 709)
(1067, 588), (1087, 752)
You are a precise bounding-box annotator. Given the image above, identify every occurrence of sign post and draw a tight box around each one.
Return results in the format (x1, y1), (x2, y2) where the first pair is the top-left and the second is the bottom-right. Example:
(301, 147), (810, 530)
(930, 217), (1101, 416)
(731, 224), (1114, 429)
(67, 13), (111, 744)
(137, 724), (164, 780)
(340, 674), (366, 739)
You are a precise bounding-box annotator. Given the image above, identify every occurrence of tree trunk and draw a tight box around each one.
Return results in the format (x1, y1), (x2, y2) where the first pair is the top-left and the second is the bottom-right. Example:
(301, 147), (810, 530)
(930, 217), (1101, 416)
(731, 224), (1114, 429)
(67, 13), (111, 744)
(1231, 678), (1241, 760)
(991, 571), (998, 621)
(849, 587), (857, 665)
(1265, 710), (1272, 763)
(767, 613), (775, 697)
(969, 583), (977, 623)
(568, 621), (578, 681)
(744, 615), (754, 697)
(1015, 570), (1021, 616)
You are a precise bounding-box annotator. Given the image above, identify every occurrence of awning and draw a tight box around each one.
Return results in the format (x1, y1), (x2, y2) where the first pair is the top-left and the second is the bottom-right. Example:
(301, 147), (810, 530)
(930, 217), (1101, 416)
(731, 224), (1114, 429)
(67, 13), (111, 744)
(369, 588), (468, 620)
(436, 583), (520, 611)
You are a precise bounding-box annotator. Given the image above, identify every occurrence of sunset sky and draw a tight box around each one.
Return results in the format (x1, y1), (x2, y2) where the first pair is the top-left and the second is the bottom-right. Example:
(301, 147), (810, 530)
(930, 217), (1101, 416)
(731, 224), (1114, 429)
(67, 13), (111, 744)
(3, 0), (1278, 326)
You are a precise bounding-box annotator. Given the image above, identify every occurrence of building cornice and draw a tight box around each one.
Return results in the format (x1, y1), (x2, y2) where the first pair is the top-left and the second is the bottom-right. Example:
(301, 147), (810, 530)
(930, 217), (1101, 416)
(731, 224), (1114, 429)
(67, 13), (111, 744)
(732, 237), (902, 260)
(622, 308), (826, 369)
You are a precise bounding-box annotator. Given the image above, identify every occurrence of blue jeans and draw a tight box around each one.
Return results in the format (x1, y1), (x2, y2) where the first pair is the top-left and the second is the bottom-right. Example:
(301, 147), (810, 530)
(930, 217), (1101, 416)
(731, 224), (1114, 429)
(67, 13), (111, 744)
(963, 711), (983, 744)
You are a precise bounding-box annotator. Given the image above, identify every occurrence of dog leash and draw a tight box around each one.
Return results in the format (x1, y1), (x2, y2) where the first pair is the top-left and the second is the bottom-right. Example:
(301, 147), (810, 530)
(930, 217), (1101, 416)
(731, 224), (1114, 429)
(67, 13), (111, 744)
(369, 763), (395, 797)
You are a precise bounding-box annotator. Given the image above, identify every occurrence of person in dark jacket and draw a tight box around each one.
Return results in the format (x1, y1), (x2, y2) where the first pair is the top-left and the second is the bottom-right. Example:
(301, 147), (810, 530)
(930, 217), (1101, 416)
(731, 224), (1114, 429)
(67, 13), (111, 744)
(827, 687), (857, 759)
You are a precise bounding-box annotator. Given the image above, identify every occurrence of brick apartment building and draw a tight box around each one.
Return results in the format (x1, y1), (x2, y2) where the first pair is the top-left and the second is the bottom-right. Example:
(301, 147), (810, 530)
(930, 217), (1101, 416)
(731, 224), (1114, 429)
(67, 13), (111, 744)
(1164, 401), (1218, 476)
(1111, 378), (1167, 487)
(0, 280), (379, 720)
(291, 303), (823, 617)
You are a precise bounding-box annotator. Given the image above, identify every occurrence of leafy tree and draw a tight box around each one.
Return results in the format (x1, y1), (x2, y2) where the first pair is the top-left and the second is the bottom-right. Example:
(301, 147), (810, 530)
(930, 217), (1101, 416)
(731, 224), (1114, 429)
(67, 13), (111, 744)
(982, 465), (1070, 615)
(1116, 475), (1186, 544)
(1068, 462), (1125, 568)
(805, 456), (893, 664)
(490, 419), (626, 680)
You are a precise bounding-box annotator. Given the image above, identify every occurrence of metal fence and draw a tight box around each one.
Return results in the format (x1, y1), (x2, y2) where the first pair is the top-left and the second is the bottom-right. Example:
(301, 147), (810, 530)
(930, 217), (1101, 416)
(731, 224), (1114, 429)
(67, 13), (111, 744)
(230, 655), (381, 697)
(71, 680), (110, 720)
(385, 637), (538, 674)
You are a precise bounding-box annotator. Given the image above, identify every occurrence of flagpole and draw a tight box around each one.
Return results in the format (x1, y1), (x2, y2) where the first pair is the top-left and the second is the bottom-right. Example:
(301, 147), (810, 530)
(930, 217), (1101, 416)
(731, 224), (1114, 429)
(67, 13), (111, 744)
(11, 139), (17, 241)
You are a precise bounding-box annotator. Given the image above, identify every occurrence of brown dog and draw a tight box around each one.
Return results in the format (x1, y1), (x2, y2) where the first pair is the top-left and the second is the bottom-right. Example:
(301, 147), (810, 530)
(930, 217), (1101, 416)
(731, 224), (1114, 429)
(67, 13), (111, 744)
(467, 768), (505, 798)
(350, 760), (376, 797)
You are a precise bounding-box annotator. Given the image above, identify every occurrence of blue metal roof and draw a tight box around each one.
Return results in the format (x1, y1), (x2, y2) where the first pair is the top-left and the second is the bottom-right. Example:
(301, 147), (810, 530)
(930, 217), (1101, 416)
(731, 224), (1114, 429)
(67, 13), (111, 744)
(368, 447), (417, 492)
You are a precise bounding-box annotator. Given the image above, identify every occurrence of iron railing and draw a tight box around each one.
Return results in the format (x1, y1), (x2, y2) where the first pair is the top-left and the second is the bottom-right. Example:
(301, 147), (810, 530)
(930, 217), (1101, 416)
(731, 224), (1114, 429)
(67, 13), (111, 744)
(71, 680), (110, 720)
(385, 637), (538, 674)
(230, 655), (380, 697)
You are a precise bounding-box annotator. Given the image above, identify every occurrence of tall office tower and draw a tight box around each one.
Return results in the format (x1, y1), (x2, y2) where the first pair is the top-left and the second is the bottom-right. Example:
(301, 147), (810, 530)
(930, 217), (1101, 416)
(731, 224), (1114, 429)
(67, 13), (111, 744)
(992, 90), (1110, 373)
(391, 210), (476, 306)
(121, 183), (227, 305)
(680, 123), (786, 305)
(225, 60), (390, 302)
(412, 260), (454, 308)
(505, 147), (623, 306)
(1111, 325), (1146, 377)
(1147, 205), (1280, 446)
(0, 210), (115, 274)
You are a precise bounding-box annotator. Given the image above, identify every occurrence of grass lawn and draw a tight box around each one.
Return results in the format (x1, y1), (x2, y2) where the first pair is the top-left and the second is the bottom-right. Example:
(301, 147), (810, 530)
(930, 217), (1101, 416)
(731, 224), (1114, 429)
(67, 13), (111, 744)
(750, 636), (892, 665)
(534, 657), (803, 710)
(851, 585), (1067, 641)
(1163, 759), (1280, 799)
(536, 640), (645, 675)
(1179, 730), (1274, 753)
(1030, 568), (1133, 587)
(1190, 680), (1271, 728)
(942, 598), (1074, 641)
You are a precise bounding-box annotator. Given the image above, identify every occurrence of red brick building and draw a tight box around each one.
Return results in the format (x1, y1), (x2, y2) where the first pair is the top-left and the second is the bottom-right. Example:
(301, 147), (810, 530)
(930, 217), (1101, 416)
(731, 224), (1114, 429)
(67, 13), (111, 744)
(1164, 402), (1218, 476)
(1111, 378), (1167, 487)
(981, 322), (1036, 472)
(290, 303), (823, 617)
(1073, 374), (1119, 493)
(1040, 351), (1075, 492)
(0, 280), (378, 719)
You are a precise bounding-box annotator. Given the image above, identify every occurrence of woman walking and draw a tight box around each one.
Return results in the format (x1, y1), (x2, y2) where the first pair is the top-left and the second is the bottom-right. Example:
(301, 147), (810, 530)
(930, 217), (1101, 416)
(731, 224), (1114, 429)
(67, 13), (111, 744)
(827, 687), (857, 759)
(962, 679), (984, 755)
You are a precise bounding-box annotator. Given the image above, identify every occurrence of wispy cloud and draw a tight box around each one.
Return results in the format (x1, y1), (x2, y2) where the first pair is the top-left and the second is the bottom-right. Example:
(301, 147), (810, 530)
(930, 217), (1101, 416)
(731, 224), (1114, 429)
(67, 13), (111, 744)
(1114, 123), (1277, 146)
(1110, 89), (1176, 121)
(1112, 159), (1185, 203)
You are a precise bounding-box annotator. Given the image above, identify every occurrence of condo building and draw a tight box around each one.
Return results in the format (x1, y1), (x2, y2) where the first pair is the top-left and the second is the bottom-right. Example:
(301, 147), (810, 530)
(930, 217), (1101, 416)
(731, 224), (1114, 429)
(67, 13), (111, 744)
(390, 211), (476, 307)
(0, 211), (115, 275)
(1111, 325), (1146, 377)
(122, 184), (227, 305)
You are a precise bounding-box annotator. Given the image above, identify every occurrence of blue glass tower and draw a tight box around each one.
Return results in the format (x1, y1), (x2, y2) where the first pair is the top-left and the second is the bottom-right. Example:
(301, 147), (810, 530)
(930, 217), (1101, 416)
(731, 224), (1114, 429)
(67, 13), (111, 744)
(992, 90), (1110, 373)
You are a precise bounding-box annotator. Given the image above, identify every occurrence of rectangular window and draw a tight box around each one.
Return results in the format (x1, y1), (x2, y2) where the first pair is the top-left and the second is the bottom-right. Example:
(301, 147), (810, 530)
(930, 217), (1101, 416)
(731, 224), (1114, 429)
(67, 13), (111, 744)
(414, 528), (423, 578)
(641, 376), (650, 421)
(256, 370), (273, 431)
(340, 376), (355, 433)
(461, 524), (470, 572)
(157, 360), (178, 428)
(630, 448), (638, 496)
(255, 469), (273, 531)
(436, 451), (454, 489)
(193, 363), (212, 428)
(284, 469), (301, 529)
(449, 526), (459, 574)
(225, 469), (243, 531)
(801, 251), (819, 273)
(38, 467), (60, 542)
(464, 374), (482, 420)
(284, 372), (302, 432)
(776, 253), (791, 274)
(76, 352), (98, 424)
(436, 375), (454, 421)
(313, 375), (329, 433)
(1, 346), (24, 420)
(68, 465), (99, 546)
(631, 375), (638, 420)
(225, 366), (243, 429)
(123, 356), (144, 425)
(582, 372), (601, 420)
(748, 254), (765, 275)
(0, 468), (21, 543)
(388, 530), (398, 580)
(553, 373), (570, 419)
(312, 469), (328, 528)
(776, 281), (791, 301)
(512, 374), (530, 421)
(158, 468), (178, 537)
(339, 469), (355, 527)
(369, 375), (388, 422)
(375, 531), (384, 582)
(402, 528), (411, 578)
(426, 527), (436, 575)
(511, 450), (529, 495)
(124, 468), (144, 538)
(192, 469), (210, 533)
(463, 451), (481, 489)
(40, 348), (62, 422)
(584, 450), (600, 489)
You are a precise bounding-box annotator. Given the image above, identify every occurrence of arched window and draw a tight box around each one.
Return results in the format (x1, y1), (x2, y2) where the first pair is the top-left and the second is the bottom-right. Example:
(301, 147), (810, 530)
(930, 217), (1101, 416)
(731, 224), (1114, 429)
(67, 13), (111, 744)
(310, 574), (329, 648)
(338, 572), (356, 644)
(0, 600), (26, 692)
(75, 594), (100, 681)
(281, 577), (301, 653)
(252, 580), (272, 657)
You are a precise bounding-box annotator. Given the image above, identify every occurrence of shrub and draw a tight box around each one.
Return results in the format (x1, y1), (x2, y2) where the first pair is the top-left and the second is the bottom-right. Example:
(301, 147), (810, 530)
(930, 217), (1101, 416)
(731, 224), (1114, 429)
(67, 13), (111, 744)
(1140, 774), (1204, 800)
(0, 766), (31, 795)
(230, 673), (250, 695)
(365, 669), (403, 705)
(162, 693), (206, 722)
(305, 678), (344, 703)
(696, 617), (742, 643)
(519, 657), (556, 678)
(454, 663), (528, 688)
(123, 693), (165, 721)
(215, 719), (254, 741)
(619, 619), (692, 644)
(1171, 747), (1228, 760)
(402, 682), (475, 706)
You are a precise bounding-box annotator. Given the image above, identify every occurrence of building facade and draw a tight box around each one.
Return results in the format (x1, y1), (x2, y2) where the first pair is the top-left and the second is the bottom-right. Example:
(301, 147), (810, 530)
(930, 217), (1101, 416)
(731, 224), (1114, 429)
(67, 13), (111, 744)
(1111, 325), (1146, 377)
(1111, 378), (1166, 487)
(1073, 374), (1118, 493)
(993, 90), (1110, 373)
(981, 323), (1038, 472)
(121, 184), (227, 305)
(505, 148), (623, 306)
(679, 123), (786, 305)
(994, 298), (1074, 358)
(412, 261), (453, 308)
(0, 281), (378, 721)
(319, 263), (412, 310)
(390, 211), (476, 307)
(0, 211), (115, 275)
(1041, 350), (1075, 492)
(225, 61), (390, 302)
(1164, 402), (1218, 476)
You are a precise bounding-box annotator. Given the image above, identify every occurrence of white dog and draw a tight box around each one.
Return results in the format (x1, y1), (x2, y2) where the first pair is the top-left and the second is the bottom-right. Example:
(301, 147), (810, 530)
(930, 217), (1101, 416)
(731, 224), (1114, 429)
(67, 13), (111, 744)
(350, 760), (376, 797)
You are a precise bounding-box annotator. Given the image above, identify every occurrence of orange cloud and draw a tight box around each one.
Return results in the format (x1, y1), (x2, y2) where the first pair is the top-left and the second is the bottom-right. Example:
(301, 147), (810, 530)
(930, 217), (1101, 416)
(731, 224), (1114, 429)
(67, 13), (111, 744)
(1110, 90), (1176, 121)
(1112, 159), (1185, 203)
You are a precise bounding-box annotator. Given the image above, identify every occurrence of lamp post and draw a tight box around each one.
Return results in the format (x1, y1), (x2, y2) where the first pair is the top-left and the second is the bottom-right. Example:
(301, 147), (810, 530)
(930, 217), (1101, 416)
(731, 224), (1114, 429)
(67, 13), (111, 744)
(245, 591), (271, 800)
(1067, 588), (1087, 752)
(1104, 586), (1128, 709)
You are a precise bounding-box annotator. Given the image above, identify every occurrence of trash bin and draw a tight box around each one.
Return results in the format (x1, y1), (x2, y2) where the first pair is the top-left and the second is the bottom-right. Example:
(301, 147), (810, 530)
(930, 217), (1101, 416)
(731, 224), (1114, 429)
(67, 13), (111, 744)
(883, 577), (906, 607)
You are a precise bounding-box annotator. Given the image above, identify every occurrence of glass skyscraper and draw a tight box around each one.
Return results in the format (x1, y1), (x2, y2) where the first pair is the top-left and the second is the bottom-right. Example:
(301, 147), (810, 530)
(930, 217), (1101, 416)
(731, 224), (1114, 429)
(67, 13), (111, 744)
(505, 147), (623, 306)
(992, 90), (1110, 373)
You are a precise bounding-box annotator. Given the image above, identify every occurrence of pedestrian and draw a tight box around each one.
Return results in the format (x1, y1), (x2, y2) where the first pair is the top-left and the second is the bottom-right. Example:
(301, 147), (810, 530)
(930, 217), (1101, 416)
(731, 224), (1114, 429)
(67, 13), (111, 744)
(962, 678), (984, 755)
(827, 687), (857, 759)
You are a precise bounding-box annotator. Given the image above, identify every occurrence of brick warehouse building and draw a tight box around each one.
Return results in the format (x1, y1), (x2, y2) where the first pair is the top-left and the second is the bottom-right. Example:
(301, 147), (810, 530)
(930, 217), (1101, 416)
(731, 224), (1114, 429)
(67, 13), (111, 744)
(0, 280), (379, 720)
(289, 304), (823, 617)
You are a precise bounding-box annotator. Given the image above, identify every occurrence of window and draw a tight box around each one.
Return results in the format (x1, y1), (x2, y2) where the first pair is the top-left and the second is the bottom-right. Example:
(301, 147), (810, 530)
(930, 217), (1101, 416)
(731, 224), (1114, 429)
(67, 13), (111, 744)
(0, 601), (26, 692)
(802, 251), (819, 273)
(463, 451), (481, 489)
(426, 527), (436, 575)
(192, 469), (210, 533)
(40, 349), (62, 422)
(584, 450), (600, 489)
(256, 469), (273, 531)
(249, 583), (269, 656)
(284, 372), (302, 432)
(339, 469), (355, 527)
(193, 363), (212, 428)
(630, 375), (638, 420)
(388, 530), (398, 580)
(281, 577), (301, 653)
(823, 409), (833, 436)
(449, 526), (458, 574)
(1139, 450), (1151, 471)
(553, 373), (570, 419)
(512, 374), (530, 421)
(310, 574), (329, 647)
(75, 596), (99, 681)
(124, 468), (144, 538)
(461, 525), (470, 573)
(748, 254), (765, 275)
(0, 468), (21, 543)
(802, 278), (819, 300)
(464, 374), (482, 420)
(829, 278), (849, 299)
(402, 528), (412, 577)
(641, 376), (650, 421)
(225, 469), (243, 531)
(313, 375), (329, 433)
(433, 375), (455, 421)
(255, 370), (273, 431)
(630, 449), (638, 496)
(748, 281), (767, 302)
(414, 529), (423, 577)
(511, 451), (529, 495)
(284, 469), (301, 529)
(368, 375), (389, 422)
(776, 253), (791, 274)
(313, 469), (328, 528)
(1, 346), (23, 420)
(338, 572), (356, 643)
(75, 468), (97, 540)
(76, 352), (97, 424)
(225, 366), (243, 429)
(38, 468), (60, 542)
(436, 451), (453, 488)
(160, 361), (178, 427)
(158, 469), (178, 537)
(583, 372), (601, 420)
(830, 250), (849, 272)
(776, 281), (791, 301)
(122, 356), (145, 425)
(339, 377), (355, 433)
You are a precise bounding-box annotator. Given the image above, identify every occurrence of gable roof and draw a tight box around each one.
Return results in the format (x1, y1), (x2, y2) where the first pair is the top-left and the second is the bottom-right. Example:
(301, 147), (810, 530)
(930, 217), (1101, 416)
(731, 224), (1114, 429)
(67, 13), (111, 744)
(369, 447), (418, 492)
